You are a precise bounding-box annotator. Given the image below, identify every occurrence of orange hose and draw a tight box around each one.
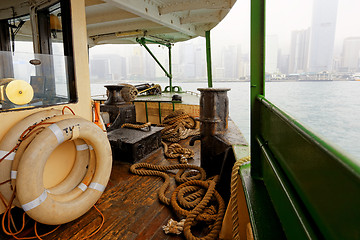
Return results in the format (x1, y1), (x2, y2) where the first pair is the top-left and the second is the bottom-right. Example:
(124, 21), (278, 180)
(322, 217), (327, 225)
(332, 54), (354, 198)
(34, 222), (42, 240)
(93, 102), (104, 129)
(61, 106), (75, 115)
(82, 204), (105, 240)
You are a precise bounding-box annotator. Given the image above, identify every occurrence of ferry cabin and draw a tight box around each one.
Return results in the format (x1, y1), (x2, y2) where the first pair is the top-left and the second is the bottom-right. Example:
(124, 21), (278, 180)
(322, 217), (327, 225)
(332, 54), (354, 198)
(0, 0), (359, 240)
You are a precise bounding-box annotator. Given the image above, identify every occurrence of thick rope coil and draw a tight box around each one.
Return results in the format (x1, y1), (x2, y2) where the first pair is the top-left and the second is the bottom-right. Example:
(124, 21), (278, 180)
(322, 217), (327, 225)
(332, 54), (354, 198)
(230, 156), (251, 240)
(178, 179), (226, 240)
(130, 162), (225, 240)
(130, 163), (206, 205)
(121, 122), (151, 131)
(162, 141), (194, 163)
(159, 110), (199, 142)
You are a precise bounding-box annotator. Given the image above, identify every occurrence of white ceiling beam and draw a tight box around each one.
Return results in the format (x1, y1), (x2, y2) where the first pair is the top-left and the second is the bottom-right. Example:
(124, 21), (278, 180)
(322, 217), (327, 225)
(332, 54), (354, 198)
(180, 12), (220, 24)
(85, 0), (106, 7)
(104, 0), (198, 37)
(87, 19), (160, 37)
(158, 0), (231, 15)
(86, 10), (138, 25)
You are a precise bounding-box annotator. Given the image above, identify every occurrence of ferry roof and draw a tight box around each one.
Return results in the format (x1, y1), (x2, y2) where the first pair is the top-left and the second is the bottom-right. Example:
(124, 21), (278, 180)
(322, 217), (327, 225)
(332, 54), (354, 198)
(85, 0), (236, 46)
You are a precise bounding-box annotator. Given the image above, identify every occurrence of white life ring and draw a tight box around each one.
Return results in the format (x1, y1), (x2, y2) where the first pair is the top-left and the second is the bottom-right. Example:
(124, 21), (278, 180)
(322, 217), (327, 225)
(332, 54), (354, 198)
(3, 112), (92, 208)
(16, 117), (112, 225)
(11, 134), (95, 205)
(0, 109), (63, 209)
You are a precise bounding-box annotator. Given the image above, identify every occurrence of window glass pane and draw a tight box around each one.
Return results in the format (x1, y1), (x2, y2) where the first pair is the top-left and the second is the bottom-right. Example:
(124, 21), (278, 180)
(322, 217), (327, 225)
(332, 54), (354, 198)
(0, 51), (72, 109)
(265, 0), (360, 160)
(0, 1), (75, 111)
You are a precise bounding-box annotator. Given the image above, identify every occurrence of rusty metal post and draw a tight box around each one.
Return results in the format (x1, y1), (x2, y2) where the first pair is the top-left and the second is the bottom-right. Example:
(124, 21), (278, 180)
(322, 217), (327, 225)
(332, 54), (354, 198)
(104, 85), (125, 105)
(196, 88), (230, 176)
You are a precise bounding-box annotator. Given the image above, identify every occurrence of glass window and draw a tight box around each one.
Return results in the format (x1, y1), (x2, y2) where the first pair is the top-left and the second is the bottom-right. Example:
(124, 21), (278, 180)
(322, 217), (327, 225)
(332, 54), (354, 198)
(0, 0), (75, 111)
(265, 0), (360, 160)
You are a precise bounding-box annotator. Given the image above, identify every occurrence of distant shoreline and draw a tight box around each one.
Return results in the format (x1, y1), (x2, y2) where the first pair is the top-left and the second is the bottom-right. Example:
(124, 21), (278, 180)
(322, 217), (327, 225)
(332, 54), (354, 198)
(91, 79), (358, 84)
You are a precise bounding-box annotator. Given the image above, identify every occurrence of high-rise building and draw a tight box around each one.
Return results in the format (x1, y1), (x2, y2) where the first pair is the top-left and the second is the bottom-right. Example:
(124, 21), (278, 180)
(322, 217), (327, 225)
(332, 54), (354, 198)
(194, 43), (206, 80)
(128, 47), (144, 79)
(265, 35), (278, 74)
(289, 28), (310, 73)
(223, 45), (238, 79)
(90, 58), (111, 81)
(308, 0), (339, 72)
(342, 37), (360, 72)
(179, 41), (195, 79)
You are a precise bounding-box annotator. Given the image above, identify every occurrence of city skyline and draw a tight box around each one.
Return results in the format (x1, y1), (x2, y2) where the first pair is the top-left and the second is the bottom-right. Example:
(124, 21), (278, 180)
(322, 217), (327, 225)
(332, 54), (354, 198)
(89, 32), (360, 82)
(88, 0), (360, 81)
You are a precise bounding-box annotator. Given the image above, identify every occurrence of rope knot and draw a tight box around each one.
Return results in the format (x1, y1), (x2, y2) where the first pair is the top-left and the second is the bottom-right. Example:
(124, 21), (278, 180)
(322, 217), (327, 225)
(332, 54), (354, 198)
(162, 218), (185, 235)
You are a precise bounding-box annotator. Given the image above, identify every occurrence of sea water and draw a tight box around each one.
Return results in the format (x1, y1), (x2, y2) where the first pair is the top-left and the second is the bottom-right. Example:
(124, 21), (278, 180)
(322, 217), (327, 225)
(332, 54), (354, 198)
(91, 81), (360, 162)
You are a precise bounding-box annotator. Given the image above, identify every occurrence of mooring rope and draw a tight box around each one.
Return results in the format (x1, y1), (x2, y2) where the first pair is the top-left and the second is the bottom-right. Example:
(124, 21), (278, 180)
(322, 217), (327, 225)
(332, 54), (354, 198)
(161, 141), (194, 163)
(130, 110), (226, 239)
(121, 122), (152, 131)
(130, 162), (225, 240)
(230, 156), (251, 240)
(158, 110), (199, 142)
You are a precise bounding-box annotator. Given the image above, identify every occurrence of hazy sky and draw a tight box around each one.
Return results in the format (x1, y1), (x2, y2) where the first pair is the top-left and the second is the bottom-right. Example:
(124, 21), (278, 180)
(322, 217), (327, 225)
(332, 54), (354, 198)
(211, 0), (360, 55)
(91, 0), (360, 57)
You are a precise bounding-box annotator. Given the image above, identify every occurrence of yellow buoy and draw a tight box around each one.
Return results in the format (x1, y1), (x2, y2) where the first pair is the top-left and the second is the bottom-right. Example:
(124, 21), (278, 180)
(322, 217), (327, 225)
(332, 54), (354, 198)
(5, 80), (34, 105)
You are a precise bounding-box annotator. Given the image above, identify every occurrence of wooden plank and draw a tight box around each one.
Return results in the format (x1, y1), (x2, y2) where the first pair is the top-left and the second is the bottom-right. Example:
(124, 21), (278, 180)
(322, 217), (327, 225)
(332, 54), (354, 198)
(2, 139), (202, 240)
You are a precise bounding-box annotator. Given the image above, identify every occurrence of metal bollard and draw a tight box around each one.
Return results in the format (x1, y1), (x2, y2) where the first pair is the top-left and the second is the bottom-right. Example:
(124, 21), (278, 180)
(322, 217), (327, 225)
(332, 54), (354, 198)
(190, 88), (231, 176)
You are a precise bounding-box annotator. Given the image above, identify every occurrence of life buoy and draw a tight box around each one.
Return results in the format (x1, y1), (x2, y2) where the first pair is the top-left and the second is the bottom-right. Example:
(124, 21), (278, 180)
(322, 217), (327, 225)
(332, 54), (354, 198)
(3, 112), (93, 208)
(0, 109), (62, 209)
(16, 117), (112, 225)
(50, 146), (96, 203)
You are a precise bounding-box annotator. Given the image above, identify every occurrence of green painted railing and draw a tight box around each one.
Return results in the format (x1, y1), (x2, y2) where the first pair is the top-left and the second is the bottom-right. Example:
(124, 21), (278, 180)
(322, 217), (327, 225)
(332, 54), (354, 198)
(249, 0), (360, 239)
(257, 96), (360, 239)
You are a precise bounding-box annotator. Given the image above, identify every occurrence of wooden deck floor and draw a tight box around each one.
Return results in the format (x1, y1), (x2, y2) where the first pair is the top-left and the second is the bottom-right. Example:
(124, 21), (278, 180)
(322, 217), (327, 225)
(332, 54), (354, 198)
(1, 139), (202, 240)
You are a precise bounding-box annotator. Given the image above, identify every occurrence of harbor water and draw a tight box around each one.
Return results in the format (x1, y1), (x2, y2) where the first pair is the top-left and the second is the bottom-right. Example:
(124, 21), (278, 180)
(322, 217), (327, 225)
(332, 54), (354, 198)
(91, 81), (360, 162)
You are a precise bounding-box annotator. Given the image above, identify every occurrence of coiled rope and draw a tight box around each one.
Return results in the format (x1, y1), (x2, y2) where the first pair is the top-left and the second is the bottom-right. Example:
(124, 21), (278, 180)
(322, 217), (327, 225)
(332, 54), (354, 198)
(130, 110), (225, 239)
(162, 141), (194, 164)
(130, 163), (225, 240)
(230, 156), (251, 240)
(121, 122), (152, 131)
(158, 110), (199, 142)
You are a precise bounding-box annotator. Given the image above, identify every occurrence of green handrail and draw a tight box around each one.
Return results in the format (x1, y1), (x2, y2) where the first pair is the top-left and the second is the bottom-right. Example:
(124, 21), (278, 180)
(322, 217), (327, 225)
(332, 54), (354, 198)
(205, 30), (213, 88)
(136, 37), (173, 92)
(250, 0), (266, 179)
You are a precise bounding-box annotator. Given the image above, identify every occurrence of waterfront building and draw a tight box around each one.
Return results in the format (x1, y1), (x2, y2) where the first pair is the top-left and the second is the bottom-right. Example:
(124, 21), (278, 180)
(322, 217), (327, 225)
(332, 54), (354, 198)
(308, 0), (339, 72)
(265, 34), (279, 74)
(223, 45), (238, 80)
(342, 37), (360, 72)
(90, 58), (111, 81)
(289, 28), (310, 74)
(127, 47), (144, 79)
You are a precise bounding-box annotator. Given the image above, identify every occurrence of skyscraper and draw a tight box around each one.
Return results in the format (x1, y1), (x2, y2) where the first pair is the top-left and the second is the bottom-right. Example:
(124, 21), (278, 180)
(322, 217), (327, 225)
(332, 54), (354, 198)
(289, 28), (310, 73)
(265, 35), (278, 74)
(308, 0), (339, 72)
(342, 37), (360, 72)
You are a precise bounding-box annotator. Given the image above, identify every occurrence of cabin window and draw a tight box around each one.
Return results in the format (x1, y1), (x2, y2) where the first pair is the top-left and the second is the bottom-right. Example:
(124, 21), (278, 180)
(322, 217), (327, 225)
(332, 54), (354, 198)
(0, 0), (75, 111)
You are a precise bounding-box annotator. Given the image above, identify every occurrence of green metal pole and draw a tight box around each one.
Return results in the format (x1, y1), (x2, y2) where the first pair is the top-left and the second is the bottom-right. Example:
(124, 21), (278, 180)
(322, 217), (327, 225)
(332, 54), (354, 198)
(205, 31), (213, 88)
(145, 101), (149, 122)
(158, 101), (162, 123)
(168, 44), (173, 92)
(141, 42), (171, 78)
(250, 0), (266, 179)
(141, 38), (169, 46)
(137, 38), (173, 92)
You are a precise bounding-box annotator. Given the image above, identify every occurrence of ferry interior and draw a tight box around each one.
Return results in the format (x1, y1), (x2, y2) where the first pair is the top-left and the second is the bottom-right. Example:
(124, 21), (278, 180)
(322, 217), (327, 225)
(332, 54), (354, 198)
(0, 0), (359, 240)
